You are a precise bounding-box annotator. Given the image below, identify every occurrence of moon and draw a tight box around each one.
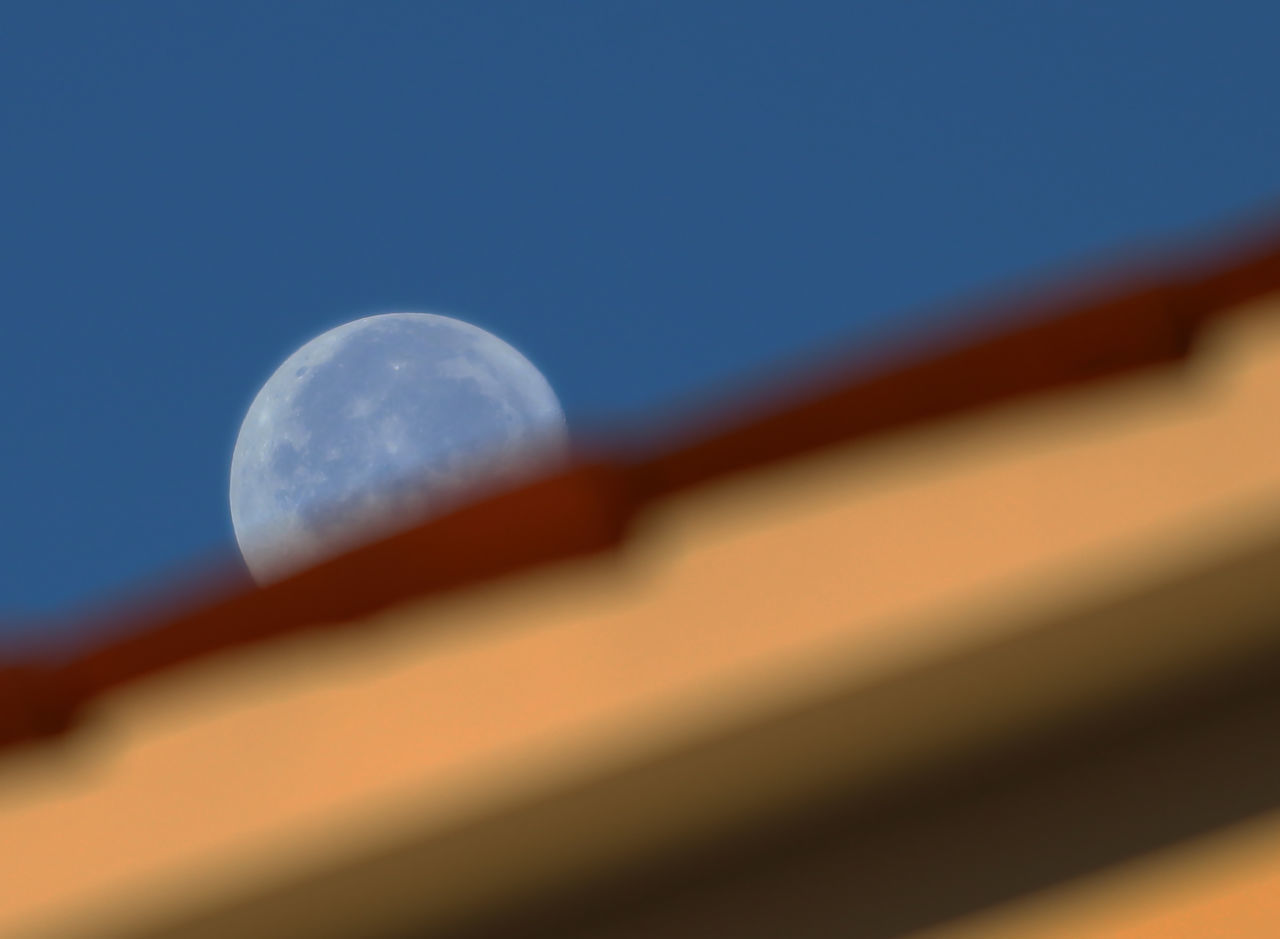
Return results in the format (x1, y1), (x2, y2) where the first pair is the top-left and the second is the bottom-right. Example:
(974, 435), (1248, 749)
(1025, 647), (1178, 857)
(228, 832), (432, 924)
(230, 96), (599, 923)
(230, 312), (569, 583)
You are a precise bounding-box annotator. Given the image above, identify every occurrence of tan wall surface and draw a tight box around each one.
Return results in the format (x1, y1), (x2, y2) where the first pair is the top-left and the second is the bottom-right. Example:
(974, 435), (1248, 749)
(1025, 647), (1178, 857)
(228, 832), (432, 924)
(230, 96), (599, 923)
(4, 296), (1280, 936)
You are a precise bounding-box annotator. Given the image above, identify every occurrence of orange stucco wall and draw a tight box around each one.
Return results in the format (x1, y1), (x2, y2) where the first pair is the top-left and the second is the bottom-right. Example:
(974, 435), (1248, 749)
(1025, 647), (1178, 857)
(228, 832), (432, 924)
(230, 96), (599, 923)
(4, 298), (1280, 937)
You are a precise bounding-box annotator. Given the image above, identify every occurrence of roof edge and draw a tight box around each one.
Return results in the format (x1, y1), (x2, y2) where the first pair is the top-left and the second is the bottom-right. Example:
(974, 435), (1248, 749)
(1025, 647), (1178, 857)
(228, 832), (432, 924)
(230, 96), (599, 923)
(5, 213), (1280, 754)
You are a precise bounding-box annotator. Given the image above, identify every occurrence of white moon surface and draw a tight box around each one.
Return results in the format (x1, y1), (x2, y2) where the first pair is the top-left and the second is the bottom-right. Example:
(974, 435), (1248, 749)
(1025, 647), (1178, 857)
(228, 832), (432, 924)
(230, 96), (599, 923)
(230, 312), (569, 583)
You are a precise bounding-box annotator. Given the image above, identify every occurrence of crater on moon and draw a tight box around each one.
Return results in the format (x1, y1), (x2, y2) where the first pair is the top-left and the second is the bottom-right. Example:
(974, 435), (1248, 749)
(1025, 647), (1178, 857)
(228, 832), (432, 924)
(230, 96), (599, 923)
(230, 312), (568, 583)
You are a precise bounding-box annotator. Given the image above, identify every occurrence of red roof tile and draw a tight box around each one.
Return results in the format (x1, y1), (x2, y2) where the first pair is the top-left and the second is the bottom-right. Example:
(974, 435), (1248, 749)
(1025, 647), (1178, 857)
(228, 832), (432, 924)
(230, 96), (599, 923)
(5, 214), (1280, 755)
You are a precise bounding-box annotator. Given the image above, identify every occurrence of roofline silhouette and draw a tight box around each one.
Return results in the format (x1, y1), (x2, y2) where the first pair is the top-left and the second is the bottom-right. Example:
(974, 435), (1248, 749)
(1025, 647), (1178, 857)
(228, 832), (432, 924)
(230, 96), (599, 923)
(5, 212), (1280, 754)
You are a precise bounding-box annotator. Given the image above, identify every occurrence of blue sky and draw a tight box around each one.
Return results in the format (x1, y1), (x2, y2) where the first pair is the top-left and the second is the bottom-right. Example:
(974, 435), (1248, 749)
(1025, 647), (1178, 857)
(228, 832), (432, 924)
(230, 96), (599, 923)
(5, 1), (1280, 642)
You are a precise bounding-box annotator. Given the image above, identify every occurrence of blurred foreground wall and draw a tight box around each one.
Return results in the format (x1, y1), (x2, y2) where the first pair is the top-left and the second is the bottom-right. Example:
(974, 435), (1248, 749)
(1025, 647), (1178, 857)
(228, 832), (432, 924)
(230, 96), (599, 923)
(3, 265), (1280, 937)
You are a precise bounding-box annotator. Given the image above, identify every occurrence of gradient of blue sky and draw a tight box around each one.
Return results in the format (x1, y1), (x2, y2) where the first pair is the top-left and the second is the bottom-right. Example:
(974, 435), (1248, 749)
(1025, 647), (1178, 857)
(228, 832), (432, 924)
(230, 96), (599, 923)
(4, 1), (1280, 639)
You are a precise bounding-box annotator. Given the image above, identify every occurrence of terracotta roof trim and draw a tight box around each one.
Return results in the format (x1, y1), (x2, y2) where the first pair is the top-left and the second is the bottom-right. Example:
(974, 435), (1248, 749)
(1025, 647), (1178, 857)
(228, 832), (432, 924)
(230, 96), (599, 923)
(5, 216), (1280, 754)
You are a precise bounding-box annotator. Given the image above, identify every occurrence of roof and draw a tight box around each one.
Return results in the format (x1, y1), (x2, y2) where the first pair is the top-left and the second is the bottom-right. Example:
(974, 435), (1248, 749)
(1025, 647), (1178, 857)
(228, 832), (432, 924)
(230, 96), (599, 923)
(5, 213), (1280, 756)
(6, 213), (1280, 937)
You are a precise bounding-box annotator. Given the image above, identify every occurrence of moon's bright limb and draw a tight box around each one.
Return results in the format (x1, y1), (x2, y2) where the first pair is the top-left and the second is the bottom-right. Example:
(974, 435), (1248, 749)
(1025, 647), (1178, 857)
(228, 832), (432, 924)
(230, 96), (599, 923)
(230, 312), (568, 583)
